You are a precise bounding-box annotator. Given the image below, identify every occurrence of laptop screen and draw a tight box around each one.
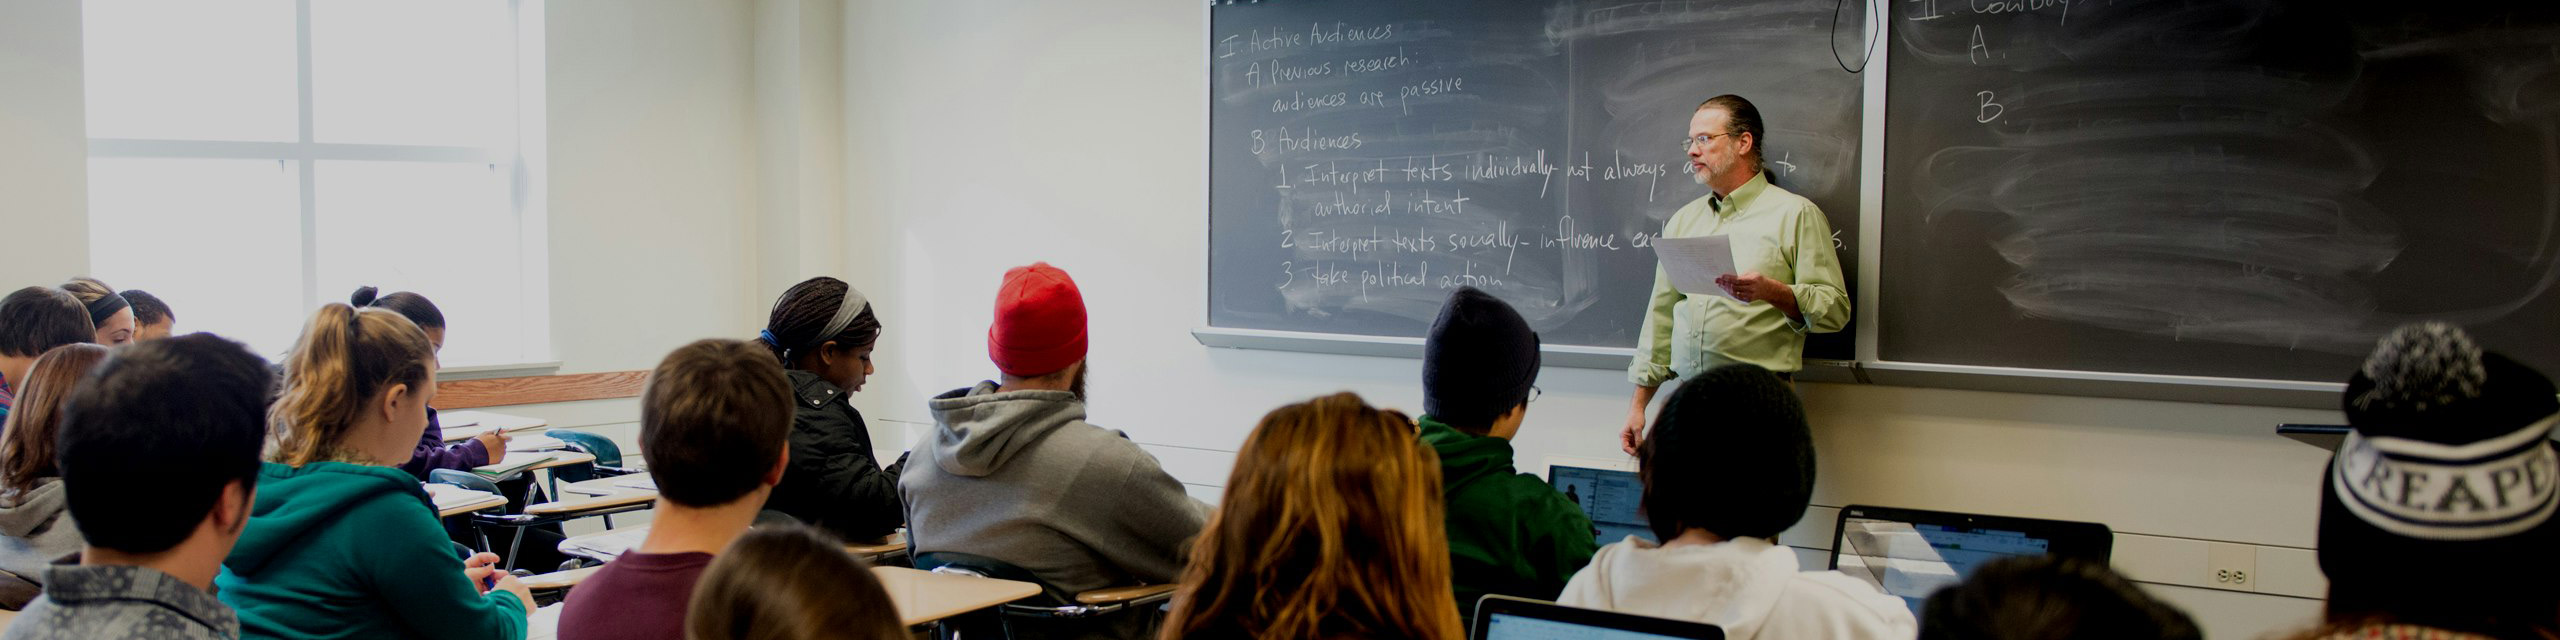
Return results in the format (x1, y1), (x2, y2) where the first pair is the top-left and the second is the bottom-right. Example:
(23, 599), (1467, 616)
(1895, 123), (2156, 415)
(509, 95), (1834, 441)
(1484, 613), (1696, 640)
(1829, 509), (2103, 614)
(1548, 465), (1653, 545)
(1473, 595), (1723, 640)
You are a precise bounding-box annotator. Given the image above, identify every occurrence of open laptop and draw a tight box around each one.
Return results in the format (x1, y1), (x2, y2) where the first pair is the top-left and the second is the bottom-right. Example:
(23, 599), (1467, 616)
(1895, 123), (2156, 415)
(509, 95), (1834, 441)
(1547, 464), (1653, 545)
(1827, 505), (2112, 614)
(1474, 595), (1723, 640)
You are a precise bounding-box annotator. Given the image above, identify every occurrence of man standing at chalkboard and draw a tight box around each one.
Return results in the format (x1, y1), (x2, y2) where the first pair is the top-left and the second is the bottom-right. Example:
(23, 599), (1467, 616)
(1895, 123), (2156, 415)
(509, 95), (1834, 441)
(1620, 95), (1850, 455)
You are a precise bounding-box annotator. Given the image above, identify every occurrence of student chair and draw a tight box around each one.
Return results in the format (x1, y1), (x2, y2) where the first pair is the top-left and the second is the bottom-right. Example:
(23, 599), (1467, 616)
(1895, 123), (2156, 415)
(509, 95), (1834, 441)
(547, 430), (640, 527)
(439, 468), (608, 573)
(429, 469), (505, 552)
(912, 551), (1177, 640)
(548, 430), (639, 482)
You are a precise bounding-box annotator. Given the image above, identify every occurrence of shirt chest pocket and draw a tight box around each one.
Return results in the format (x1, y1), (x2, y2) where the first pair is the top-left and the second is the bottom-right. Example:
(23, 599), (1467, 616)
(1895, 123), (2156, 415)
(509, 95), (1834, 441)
(1734, 234), (1790, 280)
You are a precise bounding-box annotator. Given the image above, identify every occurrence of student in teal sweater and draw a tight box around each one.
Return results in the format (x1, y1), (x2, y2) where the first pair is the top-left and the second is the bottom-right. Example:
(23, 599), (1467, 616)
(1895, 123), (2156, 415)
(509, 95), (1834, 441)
(218, 302), (530, 640)
(1418, 287), (1599, 622)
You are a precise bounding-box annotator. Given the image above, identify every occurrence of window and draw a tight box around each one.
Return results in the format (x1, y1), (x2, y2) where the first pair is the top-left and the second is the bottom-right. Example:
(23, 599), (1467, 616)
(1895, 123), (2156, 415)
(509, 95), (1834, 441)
(82, 0), (547, 368)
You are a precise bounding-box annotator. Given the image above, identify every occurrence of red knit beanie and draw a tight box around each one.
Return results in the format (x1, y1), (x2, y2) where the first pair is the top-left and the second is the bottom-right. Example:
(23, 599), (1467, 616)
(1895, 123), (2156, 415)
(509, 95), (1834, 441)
(988, 262), (1087, 377)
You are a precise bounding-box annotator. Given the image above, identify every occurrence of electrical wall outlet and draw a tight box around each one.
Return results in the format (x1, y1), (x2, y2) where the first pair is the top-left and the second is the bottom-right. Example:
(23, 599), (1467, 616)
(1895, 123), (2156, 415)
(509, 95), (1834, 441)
(2206, 542), (2257, 592)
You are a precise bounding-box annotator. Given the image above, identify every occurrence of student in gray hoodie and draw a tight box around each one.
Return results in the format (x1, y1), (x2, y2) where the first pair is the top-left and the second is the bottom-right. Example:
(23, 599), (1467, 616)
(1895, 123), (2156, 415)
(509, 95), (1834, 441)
(901, 262), (1208, 640)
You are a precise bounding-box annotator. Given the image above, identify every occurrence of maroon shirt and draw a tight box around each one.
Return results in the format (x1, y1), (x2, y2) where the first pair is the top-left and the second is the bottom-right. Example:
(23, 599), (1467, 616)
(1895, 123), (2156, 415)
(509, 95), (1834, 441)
(557, 550), (714, 640)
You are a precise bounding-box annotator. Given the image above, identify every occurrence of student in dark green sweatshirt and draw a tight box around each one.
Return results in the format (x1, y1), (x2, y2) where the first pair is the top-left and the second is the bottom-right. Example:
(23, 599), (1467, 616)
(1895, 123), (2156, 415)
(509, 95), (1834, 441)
(217, 302), (529, 640)
(1418, 287), (1599, 622)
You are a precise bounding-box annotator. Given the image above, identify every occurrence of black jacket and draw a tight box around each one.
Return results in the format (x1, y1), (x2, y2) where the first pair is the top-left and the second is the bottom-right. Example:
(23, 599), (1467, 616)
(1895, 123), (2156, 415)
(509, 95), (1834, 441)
(764, 370), (907, 541)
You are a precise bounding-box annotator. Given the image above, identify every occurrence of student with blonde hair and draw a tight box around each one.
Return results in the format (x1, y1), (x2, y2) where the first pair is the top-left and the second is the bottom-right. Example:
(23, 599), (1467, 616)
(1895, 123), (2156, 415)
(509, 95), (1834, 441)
(1159, 392), (1466, 640)
(684, 524), (904, 640)
(216, 303), (530, 639)
(0, 343), (112, 607)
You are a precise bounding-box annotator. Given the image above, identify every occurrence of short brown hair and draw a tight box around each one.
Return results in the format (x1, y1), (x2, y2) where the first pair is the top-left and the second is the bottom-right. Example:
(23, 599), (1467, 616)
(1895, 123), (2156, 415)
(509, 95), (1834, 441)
(0, 287), (91, 358)
(686, 524), (905, 640)
(1696, 94), (1767, 169)
(0, 343), (112, 494)
(642, 339), (792, 508)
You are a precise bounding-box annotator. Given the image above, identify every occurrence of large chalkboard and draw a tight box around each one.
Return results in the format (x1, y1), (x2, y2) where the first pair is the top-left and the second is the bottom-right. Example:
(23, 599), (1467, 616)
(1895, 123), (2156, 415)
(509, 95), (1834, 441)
(1883, 0), (2560, 383)
(1208, 0), (1868, 357)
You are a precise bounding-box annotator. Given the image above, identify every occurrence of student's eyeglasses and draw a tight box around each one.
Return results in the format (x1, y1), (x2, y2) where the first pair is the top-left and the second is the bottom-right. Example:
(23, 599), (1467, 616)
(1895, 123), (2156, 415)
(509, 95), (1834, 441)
(1679, 132), (1743, 151)
(1526, 386), (1542, 403)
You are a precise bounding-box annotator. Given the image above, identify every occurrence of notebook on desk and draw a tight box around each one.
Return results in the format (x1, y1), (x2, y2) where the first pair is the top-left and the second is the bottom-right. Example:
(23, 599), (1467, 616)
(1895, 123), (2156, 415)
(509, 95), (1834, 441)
(421, 483), (500, 511)
(559, 527), (651, 561)
(473, 453), (557, 479)
(508, 435), (569, 453)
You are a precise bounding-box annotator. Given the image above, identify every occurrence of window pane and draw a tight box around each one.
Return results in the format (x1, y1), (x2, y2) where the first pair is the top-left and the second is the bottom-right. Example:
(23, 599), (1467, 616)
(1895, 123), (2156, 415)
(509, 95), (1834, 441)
(82, 0), (297, 142)
(86, 158), (304, 357)
(311, 0), (514, 147)
(313, 160), (524, 367)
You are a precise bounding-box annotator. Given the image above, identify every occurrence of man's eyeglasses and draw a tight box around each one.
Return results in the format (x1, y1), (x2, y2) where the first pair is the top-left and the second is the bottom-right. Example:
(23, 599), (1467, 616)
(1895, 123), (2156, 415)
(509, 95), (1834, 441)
(1679, 131), (1744, 151)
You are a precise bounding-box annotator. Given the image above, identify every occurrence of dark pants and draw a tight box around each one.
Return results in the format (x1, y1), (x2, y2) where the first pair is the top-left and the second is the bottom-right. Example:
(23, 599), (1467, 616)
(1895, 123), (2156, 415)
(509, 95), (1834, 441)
(445, 474), (573, 572)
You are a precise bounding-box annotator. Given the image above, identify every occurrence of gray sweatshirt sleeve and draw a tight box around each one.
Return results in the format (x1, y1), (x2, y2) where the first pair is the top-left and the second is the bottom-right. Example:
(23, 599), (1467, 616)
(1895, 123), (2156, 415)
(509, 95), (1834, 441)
(1095, 445), (1210, 585)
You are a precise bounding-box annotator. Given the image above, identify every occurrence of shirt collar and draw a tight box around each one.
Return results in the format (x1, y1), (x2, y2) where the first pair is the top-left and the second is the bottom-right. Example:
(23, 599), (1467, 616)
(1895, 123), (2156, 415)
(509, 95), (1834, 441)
(1709, 171), (1771, 214)
(39, 564), (240, 635)
(788, 369), (847, 408)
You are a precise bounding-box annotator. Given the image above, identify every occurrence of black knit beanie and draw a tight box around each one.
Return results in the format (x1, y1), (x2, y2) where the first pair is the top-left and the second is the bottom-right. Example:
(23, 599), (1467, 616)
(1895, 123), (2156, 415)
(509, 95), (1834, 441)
(1641, 363), (1814, 541)
(1422, 287), (1541, 429)
(2317, 323), (2560, 627)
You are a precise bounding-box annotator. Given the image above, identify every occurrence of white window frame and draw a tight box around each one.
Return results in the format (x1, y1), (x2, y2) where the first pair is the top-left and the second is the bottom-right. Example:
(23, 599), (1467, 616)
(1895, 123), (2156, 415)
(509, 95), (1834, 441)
(85, 0), (553, 374)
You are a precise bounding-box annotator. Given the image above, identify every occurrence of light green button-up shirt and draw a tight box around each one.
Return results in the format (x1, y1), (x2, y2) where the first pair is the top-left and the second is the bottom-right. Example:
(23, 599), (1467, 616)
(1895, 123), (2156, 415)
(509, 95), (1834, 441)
(1630, 171), (1849, 384)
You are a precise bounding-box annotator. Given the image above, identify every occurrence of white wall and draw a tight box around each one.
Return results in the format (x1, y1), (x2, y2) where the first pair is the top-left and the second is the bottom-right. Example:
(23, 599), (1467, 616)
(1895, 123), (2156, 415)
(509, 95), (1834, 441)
(753, 0), (848, 290)
(546, 0), (761, 376)
(840, 2), (2334, 638)
(0, 0), (90, 284)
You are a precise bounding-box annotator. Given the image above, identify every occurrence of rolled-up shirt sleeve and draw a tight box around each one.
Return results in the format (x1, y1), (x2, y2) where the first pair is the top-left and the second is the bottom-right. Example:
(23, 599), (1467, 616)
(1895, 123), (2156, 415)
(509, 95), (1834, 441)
(1787, 202), (1851, 334)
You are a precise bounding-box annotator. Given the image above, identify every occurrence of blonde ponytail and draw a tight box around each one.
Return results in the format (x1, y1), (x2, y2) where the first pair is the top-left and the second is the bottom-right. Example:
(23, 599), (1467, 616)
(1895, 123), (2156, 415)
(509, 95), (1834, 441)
(270, 303), (435, 466)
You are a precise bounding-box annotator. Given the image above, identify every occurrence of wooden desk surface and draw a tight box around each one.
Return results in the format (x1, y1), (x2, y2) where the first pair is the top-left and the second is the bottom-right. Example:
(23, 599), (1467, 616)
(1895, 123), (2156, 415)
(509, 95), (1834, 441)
(438, 411), (550, 442)
(844, 536), (908, 558)
(516, 566), (1031, 632)
(526, 475), (657, 516)
(874, 566), (1041, 627)
(516, 451), (596, 473)
(560, 525), (908, 560)
(436, 494), (510, 519)
(521, 566), (602, 590)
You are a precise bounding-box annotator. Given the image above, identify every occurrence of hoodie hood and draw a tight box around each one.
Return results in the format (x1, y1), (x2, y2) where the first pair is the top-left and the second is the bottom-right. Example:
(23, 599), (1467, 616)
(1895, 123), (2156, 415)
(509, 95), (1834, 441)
(1571, 537), (1799, 638)
(0, 478), (67, 538)
(226, 462), (429, 574)
(1418, 414), (1517, 490)
(925, 381), (1086, 478)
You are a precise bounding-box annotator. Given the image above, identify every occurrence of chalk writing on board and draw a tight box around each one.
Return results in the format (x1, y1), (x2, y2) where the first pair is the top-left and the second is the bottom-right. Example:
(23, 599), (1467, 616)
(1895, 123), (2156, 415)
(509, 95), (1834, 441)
(1214, 0), (1865, 350)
